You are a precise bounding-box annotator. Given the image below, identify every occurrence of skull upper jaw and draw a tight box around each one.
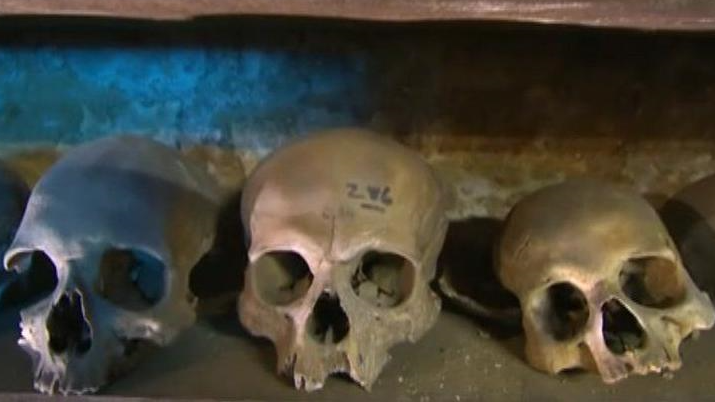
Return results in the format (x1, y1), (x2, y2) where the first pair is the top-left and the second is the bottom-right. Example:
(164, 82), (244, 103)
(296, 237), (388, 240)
(522, 273), (715, 383)
(279, 335), (384, 392)
(239, 253), (441, 392)
(276, 290), (441, 392)
(18, 291), (110, 395)
(590, 276), (714, 383)
(5, 243), (197, 395)
(17, 284), (182, 395)
(238, 210), (446, 392)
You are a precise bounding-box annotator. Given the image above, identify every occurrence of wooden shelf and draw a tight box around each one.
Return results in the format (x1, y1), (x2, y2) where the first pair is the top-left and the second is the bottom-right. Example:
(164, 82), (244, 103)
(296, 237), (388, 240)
(1, 0), (715, 30)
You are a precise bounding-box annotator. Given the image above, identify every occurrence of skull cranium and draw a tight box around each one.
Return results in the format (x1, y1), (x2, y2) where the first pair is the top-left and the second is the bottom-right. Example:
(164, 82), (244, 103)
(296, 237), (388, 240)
(238, 129), (449, 391)
(4, 135), (220, 394)
(497, 179), (715, 382)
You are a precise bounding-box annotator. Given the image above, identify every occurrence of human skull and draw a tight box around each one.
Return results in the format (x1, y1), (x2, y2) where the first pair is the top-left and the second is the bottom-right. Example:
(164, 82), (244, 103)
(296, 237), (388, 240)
(497, 179), (715, 383)
(4, 135), (220, 394)
(239, 129), (448, 391)
(660, 174), (715, 300)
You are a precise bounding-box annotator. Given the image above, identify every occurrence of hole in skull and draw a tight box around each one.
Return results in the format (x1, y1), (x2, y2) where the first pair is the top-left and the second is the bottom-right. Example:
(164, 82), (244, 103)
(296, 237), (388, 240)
(96, 249), (165, 311)
(109, 337), (160, 381)
(558, 367), (588, 376)
(307, 292), (349, 344)
(1, 251), (58, 307)
(602, 299), (646, 355)
(620, 257), (686, 308)
(351, 251), (414, 308)
(119, 337), (158, 358)
(538, 282), (589, 341)
(253, 251), (313, 306)
(46, 291), (92, 355)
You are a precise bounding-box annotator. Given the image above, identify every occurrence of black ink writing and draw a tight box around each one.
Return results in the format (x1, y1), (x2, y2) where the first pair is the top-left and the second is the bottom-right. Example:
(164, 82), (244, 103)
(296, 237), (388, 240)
(346, 182), (393, 213)
(360, 203), (386, 213)
(346, 183), (365, 200)
(380, 187), (393, 206)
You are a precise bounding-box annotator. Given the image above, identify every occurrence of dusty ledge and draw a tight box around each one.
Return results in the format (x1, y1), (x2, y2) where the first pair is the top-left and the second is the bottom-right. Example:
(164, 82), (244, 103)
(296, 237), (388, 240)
(1, 0), (715, 30)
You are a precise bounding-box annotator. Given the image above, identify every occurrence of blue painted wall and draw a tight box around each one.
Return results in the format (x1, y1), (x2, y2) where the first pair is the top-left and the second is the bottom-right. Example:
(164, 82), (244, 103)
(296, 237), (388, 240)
(0, 43), (369, 150)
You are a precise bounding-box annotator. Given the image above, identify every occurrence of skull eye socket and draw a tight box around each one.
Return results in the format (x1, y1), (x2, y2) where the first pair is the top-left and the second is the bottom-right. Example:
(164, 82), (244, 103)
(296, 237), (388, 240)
(535, 282), (589, 341)
(620, 257), (686, 308)
(252, 251), (313, 306)
(351, 251), (415, 308)
(2, 250), (58, 307)
(96, 248), (165, 311)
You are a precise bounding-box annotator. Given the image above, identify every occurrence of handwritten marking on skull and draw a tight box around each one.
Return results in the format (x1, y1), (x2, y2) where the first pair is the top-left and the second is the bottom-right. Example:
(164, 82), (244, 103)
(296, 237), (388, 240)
(346, 182), (393, 213)
(360, 203), (386, 213)
(346, 183), (365, 200)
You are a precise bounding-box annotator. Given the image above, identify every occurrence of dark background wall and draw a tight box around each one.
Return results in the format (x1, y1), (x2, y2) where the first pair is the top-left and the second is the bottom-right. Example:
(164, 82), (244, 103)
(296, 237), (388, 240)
(1, 18), (714, 150)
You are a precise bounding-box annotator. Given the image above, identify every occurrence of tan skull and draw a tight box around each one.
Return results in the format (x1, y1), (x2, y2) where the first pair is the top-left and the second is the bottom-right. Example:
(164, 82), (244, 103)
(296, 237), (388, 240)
(497, 179), (715, 383)
(239, 129), (448, 391)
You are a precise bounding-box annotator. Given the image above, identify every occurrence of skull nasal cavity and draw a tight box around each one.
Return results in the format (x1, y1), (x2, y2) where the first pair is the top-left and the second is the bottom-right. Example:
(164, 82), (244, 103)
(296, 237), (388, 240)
(538, 282), (589, 341)
(620, 257), (685, 308)
(351, 251), (414, 308)
(253, 251), (313, 306)
(96, 248), (165, 311)
(602, 299), (646, 355)
(308, 292), (349, 344)
(47, 291), (92, 355)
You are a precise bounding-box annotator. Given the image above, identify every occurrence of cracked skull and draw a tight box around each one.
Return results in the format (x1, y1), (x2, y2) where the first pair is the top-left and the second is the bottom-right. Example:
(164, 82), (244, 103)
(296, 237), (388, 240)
(3, 136), (220, 394)
(497, 179), (715, 383)
(239, 129), (448, 391)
